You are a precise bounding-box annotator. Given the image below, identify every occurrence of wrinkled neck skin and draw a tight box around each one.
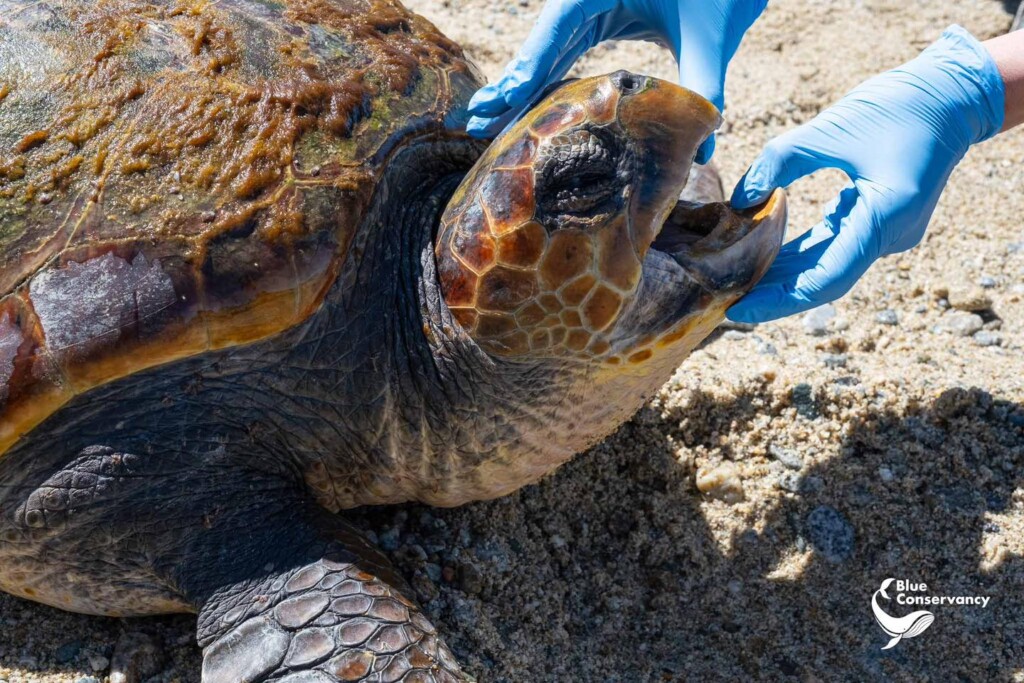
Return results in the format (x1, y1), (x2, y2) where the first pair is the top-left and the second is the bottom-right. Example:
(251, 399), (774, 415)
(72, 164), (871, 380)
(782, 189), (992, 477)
(299, 139), (707, 510)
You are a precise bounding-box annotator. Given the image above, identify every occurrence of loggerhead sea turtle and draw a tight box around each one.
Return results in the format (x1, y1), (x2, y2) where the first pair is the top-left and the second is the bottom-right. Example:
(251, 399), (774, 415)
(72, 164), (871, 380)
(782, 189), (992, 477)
(0, 0), (785, 680)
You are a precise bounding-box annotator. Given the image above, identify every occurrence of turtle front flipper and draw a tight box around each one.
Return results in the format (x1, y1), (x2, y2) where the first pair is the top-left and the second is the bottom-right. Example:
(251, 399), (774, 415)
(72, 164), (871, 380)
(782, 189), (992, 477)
(193, 514), (468, 683)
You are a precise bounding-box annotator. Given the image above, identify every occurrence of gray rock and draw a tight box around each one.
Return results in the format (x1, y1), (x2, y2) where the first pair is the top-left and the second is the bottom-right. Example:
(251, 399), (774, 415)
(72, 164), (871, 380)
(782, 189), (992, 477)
(720, 320), (757, 332)
(822, 353), (848, 369)
(802, 304), (836, 336)
(875, 309), (899, 326)
(378, 527), (401, 551)
(790, 383), (819, 419)
(752, 335), (777, 356)
(722, 330), (747, 341)
(973, 330), (1003, 347)
(88, 655), (109, 673)
(937, 312), (984, 337)
(75, 678), (100, 683)
(806, 506), (854, 563)
(55, 640), (82, 664)
(978, 275), (997, 288)
(769, 444), (803, 470)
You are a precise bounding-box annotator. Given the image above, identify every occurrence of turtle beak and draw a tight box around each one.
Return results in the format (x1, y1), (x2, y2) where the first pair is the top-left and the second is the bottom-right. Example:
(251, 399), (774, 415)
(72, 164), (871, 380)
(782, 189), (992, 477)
(652, 189), (787, 296)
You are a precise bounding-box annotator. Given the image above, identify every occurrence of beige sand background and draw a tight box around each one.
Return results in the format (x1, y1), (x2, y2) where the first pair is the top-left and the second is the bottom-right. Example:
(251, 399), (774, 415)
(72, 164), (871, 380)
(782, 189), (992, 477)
(2, 0), (1023, 681)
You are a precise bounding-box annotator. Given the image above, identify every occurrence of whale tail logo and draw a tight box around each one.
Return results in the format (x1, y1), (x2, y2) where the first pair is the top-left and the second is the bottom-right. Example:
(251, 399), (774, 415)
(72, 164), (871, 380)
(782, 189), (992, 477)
(872, 578), (934, 649)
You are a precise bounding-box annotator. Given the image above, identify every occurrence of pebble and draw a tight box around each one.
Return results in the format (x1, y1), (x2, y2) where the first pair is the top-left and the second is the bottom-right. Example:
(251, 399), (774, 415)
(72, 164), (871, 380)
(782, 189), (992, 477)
(821, 353), (848, 369)
(974, 330), (1003, 347)
(695, 462), (745, 503)
(76, 679), (100, 683)
(752, 335), (777, 356)
(55, 640), (82, 664)
(936, 311), (984, 337)
(947, 285), (992, 312)
(790, 383), (819, 419)
(802, 303), (835, 336)
(878, 467), (894, 483)
(875, 309), (899, 326)
(722, 330), (747, 341)
(458, 562), (484, 595)
(379, 527), (401, 551)
(806, 506), (855, 563)
(769, 444), (803, 470)
(978, 275), (997, 288)
(88, 655), (109, 673)
(720, 320), (757, 332)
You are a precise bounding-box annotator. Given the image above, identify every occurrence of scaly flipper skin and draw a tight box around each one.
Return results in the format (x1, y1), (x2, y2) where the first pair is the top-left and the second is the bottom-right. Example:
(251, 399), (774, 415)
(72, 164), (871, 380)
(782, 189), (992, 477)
(198, 553), (466, 682)
(3, 441), (469, 681)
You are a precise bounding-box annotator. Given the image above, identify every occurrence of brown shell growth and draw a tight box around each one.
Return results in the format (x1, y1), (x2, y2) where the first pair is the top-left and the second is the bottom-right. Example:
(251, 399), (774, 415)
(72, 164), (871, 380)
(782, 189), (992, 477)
(0, 0), (476, 453)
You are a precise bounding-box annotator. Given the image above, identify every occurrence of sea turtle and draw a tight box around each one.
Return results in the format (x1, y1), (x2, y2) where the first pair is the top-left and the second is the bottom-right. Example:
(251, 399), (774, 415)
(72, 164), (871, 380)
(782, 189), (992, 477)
(0, 1), (785, 680)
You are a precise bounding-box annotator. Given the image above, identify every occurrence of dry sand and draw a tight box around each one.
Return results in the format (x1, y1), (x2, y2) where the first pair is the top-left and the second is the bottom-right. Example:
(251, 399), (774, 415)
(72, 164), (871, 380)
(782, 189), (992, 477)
(2, 0), (1023, 681)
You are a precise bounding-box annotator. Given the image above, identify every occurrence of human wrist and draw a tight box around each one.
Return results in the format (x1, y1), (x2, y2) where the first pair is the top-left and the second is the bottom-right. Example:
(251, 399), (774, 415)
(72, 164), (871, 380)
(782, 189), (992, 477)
(983, 30), (1024, 132)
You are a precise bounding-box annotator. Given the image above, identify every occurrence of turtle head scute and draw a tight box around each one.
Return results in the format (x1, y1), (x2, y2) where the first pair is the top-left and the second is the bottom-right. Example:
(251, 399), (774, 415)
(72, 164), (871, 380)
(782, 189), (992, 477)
(436, 71), (785, 364)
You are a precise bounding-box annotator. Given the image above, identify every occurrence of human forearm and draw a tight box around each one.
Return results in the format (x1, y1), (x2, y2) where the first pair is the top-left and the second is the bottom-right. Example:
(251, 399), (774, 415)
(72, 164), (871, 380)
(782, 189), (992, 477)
(984, 31), (1024, 131)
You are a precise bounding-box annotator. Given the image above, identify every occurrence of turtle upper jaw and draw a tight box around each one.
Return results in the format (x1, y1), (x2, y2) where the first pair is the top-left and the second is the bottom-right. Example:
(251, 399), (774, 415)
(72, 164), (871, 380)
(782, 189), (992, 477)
(649, 189), (787, 297)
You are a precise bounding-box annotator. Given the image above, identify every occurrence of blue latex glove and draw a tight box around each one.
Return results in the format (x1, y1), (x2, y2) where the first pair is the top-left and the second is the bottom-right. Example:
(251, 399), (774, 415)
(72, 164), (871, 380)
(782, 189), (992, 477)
(727, 25), (1005, 324)
(465, 0), (768, 163)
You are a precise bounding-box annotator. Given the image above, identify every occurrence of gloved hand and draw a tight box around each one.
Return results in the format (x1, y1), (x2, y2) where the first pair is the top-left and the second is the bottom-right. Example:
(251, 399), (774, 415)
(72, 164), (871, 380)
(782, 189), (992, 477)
(465, 0), (768, 163)
(727, 25), (1005, 324)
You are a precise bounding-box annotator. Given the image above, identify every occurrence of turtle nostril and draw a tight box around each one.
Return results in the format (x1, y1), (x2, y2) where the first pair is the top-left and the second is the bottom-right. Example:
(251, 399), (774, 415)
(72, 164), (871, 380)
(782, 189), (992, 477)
(611, 71), (645, 94)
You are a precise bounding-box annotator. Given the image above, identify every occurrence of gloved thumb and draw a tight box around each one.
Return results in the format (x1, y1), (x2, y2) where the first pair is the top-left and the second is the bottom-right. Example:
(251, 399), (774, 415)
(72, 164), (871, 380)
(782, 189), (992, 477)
(730, 129), (835, 209)
(726, 189), (878, 323)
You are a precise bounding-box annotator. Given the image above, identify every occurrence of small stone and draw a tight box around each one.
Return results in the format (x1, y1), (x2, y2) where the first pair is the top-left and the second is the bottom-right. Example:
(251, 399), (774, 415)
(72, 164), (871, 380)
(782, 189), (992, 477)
(88, 655), (110, 673)
(937, 311), (984, 337)
(806, 506), (854, 563)
(769, 444), (803, 469)
(977, 275), (997, 288)
(75, 678), (100, 683)
(832, 316), (850, 332)
(973, 330), (1003, 347)
(878, 467), (894, 483)
(750, 335), (777, 356)
(821, 353), (848, 369)
(720, 320), (757, 332)
(875, 309), (899, 325)
(379, 527), (401, 551)
(458, 563), (484, 596)
(948, 286), (992, 312)
(695, 462), (745, 503)
(722, 330), (747, 341)
(790, 383), (819, 419)
(802, 303), (835, 336)
(55, 640), (82, 664)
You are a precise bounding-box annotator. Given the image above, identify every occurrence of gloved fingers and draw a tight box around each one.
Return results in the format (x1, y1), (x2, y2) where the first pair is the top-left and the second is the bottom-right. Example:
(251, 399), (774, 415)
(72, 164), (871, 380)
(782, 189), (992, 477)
(467, 0), (616, 119)
(466, 26), (595, 138)
(695, 135), (715, 165)
(677, 33), (727, 114)
(726, 192), (878, 323)
(730, 127), (848, 209)
(466, 106), (524, 138)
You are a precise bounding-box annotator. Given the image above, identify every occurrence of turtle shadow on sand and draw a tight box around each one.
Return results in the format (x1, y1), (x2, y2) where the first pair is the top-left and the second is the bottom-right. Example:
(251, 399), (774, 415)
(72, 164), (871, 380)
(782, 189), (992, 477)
(3, 380), (1021, 682)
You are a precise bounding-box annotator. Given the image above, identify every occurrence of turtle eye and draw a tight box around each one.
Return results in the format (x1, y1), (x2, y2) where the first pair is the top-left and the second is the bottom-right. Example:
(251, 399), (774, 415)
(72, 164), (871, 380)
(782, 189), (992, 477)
(534, 127), (629, 229)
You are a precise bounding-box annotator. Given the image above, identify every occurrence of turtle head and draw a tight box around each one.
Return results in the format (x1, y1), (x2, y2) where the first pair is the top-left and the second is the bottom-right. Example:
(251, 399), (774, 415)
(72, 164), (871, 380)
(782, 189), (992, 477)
(437, 71), (785, 367)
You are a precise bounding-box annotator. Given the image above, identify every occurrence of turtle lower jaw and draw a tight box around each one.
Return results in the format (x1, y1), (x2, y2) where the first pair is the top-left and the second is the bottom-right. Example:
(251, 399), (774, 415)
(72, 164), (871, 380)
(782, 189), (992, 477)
(649, 189), (787, 296)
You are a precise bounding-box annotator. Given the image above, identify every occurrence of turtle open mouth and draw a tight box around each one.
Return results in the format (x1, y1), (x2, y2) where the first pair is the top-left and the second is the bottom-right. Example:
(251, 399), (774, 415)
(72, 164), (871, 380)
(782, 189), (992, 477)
(648, 191), (787, 294)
